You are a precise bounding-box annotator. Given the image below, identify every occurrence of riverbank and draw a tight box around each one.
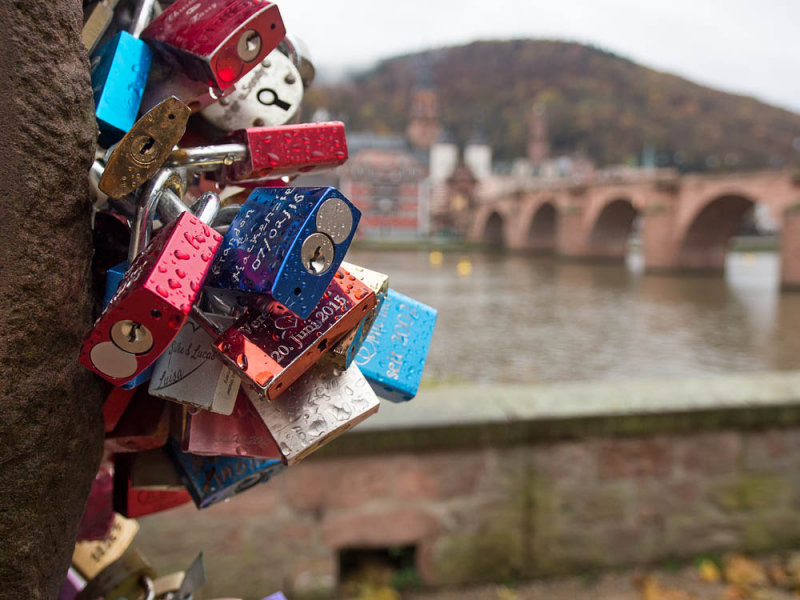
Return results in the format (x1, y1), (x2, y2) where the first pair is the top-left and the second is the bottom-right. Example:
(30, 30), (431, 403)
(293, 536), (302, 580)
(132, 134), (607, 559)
(135, 371), (800, 599)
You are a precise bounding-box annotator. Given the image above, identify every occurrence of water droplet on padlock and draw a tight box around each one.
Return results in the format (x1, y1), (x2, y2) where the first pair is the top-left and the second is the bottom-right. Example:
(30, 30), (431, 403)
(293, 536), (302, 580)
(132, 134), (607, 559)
(354, 289), (367, 299)
(156, 285), (169, 298)
(190, 281), (199, 292)
(335, 270), (344, 279)
(202, 225), (212, 237)
(220, 342), (231, 353)
(236, 353), (248, 370)
(201, 252), (212, 262)
(168, 279), (182, 289)
(184, 232), (201, 249)
(174, 249), (190, 260)
(196, 235), (206, 243)
(158, 265), (167, 273)
(175, 269), (186, 278)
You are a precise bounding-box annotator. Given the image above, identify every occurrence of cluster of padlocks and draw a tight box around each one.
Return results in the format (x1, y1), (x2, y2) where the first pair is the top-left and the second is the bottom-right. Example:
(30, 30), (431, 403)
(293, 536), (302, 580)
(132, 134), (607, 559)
(67, 0), (437, 597)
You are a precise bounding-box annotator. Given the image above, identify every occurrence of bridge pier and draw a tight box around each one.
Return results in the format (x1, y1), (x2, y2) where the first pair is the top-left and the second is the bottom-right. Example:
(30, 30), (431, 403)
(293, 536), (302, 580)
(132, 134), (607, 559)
(555, 201), (588, 259)
(780, 207), (800, 291)
(641, 205), (681, 272)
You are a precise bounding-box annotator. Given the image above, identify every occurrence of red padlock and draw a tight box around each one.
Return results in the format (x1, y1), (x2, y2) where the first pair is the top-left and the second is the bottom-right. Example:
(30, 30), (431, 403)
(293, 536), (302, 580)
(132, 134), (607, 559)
(113, 453), (191, 518)
(141, 0), (286, 92)
(76, 462), (115, 541)
(103, 385), (136, 433)
(104, 392), (171, 453)
(222, 121), (348, 185)
(213, 266), (377, 400)
(180, 390), (281, 458)
(80, 211), (222, 385)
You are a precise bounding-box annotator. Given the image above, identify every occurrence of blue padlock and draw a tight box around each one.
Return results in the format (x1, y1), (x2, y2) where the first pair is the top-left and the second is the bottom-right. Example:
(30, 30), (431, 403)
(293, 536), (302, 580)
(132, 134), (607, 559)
(166, 441), (284, 509)
(91, 31), (153, 146)
(354, 289), (437, 402)
(103, 260), (128, 306)
(208, 186), (361, 319)
(104, 260), (153, 390)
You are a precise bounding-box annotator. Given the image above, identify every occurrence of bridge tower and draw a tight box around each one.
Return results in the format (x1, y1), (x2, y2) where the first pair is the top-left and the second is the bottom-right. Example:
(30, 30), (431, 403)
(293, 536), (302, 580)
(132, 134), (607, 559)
(406, 59), (441, 152)
(527, 103), (549, 168)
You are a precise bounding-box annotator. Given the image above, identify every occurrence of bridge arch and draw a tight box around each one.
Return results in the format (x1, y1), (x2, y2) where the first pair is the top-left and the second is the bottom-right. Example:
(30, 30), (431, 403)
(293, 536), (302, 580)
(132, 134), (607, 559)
(521, 200), (558, 253)
(676, 192), (759, 271)
(482, 210), (507, 247)
(585, 197), (639, 261)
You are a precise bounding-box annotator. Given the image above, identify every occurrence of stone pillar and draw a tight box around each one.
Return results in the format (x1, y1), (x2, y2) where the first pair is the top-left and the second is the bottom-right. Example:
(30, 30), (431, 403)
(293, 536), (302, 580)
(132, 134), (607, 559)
(780, 206), (800, 290)
(556, 189), (588, 259)
(642, 201), (680, 272)
(0, 1), (104, 598)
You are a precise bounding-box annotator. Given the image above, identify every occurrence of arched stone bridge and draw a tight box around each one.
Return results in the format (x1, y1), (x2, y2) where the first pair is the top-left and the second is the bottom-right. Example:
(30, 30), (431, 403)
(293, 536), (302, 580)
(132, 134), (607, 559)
(470, 170), (800, 288)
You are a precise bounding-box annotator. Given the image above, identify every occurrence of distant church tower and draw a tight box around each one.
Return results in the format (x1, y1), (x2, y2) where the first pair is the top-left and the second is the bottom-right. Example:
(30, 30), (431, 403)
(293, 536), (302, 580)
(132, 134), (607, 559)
(527, 103), (549, 166)
(406, 59), (441, 152)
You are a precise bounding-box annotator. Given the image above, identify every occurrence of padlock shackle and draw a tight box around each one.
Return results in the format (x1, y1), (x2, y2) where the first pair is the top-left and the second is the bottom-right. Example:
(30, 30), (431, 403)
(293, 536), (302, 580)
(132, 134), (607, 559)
(211, 203), (242, 234)
(159, 189), (221, 227)
(142, 575), (155, 600)
(166, 144), (248, 172)
(129, 0), (159, 38)
(129, 168), (186, 264)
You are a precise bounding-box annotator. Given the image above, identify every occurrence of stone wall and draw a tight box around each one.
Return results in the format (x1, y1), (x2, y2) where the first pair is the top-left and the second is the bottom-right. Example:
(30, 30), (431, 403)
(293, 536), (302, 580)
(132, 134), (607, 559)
(135, 372), (800, 599)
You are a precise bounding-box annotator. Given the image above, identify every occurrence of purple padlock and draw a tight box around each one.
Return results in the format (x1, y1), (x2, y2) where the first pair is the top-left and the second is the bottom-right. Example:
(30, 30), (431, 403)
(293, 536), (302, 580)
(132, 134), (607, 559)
(57, 568), (85, 600)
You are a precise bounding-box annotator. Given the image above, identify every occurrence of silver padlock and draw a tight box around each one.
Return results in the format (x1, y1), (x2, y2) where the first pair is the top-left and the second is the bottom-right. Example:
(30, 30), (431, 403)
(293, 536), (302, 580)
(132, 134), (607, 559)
(244, 361), (380, 465)
(200, 48), (304, 132)
(148, 311), (240, 415)
(280, 33), (315, 88)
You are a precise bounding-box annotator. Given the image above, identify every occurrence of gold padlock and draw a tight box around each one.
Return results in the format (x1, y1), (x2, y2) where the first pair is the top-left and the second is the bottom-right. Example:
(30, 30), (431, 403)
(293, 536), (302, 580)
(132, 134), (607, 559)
(75, 548), (154, 600)
(326, 262), (390, 369)
(152, 572), (184, 599)
(99, 96), (191, 199)
(72, 513), (139, 579)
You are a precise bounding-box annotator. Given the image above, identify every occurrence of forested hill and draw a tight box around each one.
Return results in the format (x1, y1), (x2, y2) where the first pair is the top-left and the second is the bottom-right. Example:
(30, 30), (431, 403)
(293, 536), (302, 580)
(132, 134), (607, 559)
(303, 40), (800, 172)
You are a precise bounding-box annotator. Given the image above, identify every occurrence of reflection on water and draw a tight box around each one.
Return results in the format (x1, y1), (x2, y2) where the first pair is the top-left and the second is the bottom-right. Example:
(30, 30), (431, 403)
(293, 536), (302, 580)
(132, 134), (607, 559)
(345, 249), (800, 384)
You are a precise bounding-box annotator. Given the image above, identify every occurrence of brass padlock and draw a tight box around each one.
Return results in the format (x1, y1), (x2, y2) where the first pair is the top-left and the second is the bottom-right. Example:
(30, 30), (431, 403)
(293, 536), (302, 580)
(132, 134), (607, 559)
(99, 96), (192, 199)
(76, 549), (155, 600)
(326, 262), (389, 370)
(72, 513), (139, 580)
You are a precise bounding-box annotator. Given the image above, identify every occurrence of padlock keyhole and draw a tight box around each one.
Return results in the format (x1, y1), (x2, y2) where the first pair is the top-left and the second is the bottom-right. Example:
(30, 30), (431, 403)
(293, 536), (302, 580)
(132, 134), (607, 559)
(127, 322), (140, 343)
(237, 29), (262, 62)
(245, 33), (259, 53)
(308, 245), (326, 274)
(139, 137), (155, 155)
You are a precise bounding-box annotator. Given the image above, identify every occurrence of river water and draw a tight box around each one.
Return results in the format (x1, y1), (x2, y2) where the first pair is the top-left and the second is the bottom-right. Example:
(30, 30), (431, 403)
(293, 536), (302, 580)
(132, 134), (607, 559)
(346, 249), (800, 384)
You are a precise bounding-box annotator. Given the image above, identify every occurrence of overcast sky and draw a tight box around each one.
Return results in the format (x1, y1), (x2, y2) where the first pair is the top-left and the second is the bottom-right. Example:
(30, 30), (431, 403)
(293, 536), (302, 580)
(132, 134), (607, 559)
(278, 0), (800, 113)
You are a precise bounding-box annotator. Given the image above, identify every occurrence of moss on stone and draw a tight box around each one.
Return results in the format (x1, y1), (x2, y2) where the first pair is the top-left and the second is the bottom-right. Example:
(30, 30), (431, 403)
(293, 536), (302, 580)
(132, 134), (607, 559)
(708, 475), (789, 512)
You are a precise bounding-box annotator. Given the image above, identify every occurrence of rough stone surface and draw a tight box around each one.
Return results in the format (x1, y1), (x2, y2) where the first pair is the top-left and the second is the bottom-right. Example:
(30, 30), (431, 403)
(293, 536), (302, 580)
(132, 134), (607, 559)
(0, 1), (102, 598)
(597, 436), (674, 480)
